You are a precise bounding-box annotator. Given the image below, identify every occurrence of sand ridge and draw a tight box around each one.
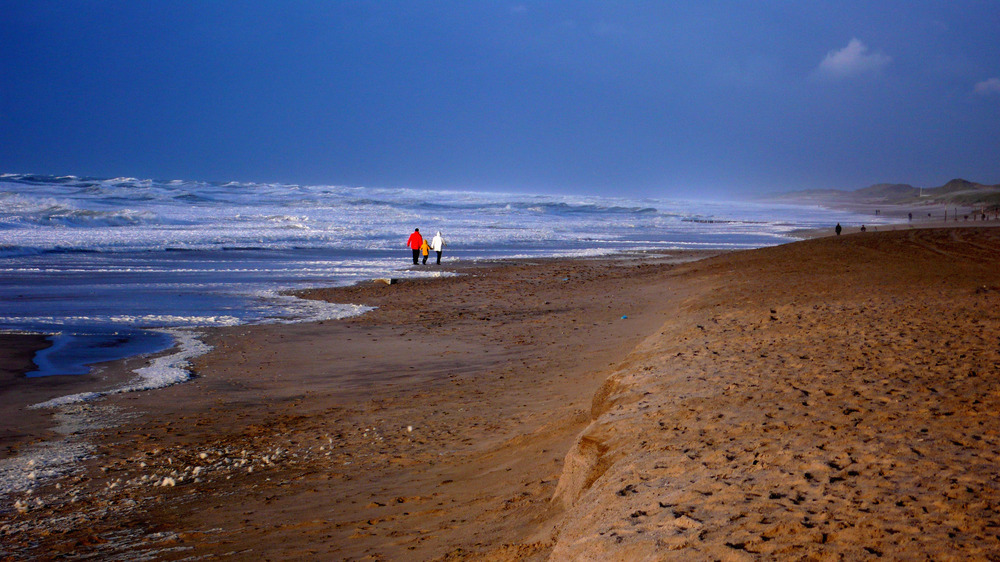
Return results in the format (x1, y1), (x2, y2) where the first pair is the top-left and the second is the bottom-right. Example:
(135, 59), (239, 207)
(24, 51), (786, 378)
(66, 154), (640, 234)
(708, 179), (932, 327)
(551, 228), (1000, 560)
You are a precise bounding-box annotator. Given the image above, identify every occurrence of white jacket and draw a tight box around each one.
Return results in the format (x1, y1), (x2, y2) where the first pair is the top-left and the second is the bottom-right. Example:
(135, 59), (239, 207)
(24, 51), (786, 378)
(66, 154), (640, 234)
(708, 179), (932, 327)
(430, 232), (445, 251)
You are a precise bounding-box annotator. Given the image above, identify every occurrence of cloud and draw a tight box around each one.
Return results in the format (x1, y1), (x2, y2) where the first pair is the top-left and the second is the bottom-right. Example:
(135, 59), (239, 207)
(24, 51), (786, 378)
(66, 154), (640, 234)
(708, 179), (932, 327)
(816, 38), (891, 80)
(974, 78), (1000, 96)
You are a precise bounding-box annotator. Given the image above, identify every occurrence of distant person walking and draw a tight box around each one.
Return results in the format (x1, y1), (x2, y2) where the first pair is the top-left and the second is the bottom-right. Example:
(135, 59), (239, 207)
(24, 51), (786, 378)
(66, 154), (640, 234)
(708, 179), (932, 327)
(406, 228), (423, 265)
(430, 231), (446, 265)
(420, 238), (430, 265)
(835, 223), (842, 236)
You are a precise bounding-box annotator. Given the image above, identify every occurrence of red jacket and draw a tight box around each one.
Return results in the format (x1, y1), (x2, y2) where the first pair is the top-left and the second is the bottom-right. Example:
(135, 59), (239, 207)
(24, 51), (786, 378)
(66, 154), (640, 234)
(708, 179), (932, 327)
(407, 231), (423, 249)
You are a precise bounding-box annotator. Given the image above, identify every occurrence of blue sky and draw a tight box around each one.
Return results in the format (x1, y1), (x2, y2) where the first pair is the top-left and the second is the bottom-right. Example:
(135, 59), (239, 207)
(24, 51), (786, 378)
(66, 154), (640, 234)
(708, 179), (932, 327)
(2, 1), (999, 197)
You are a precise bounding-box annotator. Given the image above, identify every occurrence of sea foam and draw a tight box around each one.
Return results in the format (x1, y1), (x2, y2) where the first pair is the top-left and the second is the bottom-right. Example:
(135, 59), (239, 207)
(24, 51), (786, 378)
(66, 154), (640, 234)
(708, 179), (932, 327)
(30, 330), (210, 409)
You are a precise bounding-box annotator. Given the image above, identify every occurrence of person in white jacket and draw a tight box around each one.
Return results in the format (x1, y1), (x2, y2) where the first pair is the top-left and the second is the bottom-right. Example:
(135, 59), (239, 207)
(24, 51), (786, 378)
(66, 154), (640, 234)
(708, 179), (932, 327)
(430, 231), (446, 265)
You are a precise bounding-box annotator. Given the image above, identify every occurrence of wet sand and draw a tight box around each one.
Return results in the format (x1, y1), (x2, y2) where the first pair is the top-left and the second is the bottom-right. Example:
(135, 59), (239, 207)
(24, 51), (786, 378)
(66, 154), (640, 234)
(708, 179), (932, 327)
(3, 228), (1000, 560)
(0, 334), (107, 460)
(0, 251), (714, 559)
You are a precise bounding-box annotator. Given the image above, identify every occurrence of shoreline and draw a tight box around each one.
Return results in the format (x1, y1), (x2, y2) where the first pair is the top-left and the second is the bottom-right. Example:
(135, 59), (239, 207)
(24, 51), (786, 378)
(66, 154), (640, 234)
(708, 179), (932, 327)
(1, 248), (719, 559)
(787, 200), (1000, 238)
(0, 251), (711, 402)
(0, 221), (978, 456)
(791, 217), (1000, 239)
(4, 226), (1000, 558)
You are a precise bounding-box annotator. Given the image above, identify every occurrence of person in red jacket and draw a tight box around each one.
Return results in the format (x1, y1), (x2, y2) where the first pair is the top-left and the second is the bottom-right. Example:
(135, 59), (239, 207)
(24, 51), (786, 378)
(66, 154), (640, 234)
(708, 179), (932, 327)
(406, 228), (423, 265)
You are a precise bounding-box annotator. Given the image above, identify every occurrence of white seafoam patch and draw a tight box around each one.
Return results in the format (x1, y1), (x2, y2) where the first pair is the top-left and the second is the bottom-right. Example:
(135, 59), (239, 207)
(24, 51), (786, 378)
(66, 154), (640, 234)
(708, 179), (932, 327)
(29, 329), (211, 410)
(0, 403), (128, 497)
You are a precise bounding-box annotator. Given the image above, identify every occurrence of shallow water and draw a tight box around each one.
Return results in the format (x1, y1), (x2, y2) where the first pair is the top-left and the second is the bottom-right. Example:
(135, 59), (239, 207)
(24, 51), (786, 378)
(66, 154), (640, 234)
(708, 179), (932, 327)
(27, 331), (175, 377)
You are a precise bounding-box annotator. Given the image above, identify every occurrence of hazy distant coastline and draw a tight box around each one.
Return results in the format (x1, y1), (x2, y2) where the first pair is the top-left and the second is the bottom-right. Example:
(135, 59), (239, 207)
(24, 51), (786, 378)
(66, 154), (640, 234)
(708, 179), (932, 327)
(760, 178), (1000, 212)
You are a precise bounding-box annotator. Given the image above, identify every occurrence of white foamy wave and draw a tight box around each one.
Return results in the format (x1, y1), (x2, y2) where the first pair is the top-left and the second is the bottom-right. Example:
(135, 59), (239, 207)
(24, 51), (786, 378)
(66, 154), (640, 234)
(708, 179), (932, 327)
(31, 330), (211, 409)
(0, 193), (158, 227)
(107, 314), (243, 327)
(129, 331), (212, 391)
(496, 248), (619, 260)
(262, 214), (313, 228)
(0, 314), (242, 329)
(36, 206), (156, 227)
(8, 172), (868, 256)
(250, 291), (375, 324)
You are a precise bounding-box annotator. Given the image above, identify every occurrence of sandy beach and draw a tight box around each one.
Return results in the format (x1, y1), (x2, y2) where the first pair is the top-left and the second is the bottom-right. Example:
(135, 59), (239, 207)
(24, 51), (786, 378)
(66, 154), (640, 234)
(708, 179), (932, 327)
(3, 227), (1000, 560)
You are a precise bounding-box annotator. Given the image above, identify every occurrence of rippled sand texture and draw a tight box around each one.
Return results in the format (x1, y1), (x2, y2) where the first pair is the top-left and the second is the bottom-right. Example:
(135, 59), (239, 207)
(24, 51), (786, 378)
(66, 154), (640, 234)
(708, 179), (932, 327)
(553, 228), (1000, 560)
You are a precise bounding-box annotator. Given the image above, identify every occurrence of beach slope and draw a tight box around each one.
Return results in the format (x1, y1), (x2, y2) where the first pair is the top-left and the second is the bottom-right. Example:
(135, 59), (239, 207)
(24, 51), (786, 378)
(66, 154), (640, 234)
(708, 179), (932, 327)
(551, 228), (1000, 560)
(4, 228), (1000, 560)
(1, 252), (709, 560)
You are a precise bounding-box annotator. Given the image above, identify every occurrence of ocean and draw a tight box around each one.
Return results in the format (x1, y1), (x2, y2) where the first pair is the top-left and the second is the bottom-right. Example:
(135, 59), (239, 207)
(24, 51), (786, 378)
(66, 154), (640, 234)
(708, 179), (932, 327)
(1, 173), (892, 401)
